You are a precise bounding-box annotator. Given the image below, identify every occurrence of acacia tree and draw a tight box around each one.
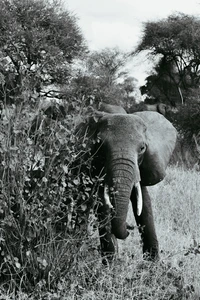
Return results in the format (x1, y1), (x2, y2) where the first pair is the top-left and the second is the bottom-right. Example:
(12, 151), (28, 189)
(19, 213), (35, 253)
(0, 0), (87, 104)
(135, 13), (200, 105)
(74, 47), (137, 109)
(87, 48), (129, 86)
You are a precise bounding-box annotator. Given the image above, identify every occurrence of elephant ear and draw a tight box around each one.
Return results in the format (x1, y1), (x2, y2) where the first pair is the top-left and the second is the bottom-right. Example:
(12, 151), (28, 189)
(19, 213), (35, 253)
(75, 109), (108, 145)
(134, 111), (177, 186)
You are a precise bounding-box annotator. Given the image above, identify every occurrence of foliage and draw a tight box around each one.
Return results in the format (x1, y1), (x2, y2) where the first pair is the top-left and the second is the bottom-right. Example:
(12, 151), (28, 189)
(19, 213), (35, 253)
(136, 13), (200, 105)
(170, 103), (200, 141)
(0, 0), (199, 297)
(1, 166), (200, 298)
(0, 95), (102, 290)
(168, 102), (200, 169)
(87, 48), (129, 85)
(63, 48), (137, 111)
(67, 73), (137, 111)
(0, 0), (87, 104)
(0, 3), (93, 290)
(139, 59), (179, 106)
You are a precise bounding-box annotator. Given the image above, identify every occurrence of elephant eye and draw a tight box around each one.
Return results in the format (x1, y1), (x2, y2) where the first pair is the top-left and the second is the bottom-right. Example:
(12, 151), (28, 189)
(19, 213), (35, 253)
(139, 144), (146, 154)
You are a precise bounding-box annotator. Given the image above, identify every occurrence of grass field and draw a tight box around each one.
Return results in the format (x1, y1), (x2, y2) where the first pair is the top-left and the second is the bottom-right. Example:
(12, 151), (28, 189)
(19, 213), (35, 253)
(1, 166), (200, 299)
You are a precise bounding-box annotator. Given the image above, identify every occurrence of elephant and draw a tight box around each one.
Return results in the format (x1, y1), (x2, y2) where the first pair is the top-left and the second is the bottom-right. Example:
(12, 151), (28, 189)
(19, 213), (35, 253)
(78, 105), (177, 263)
(144, 103), (178, 116)
(129, 102), (178, 116)
(145, 103), (167, 116)
(98, 102), (127, 114)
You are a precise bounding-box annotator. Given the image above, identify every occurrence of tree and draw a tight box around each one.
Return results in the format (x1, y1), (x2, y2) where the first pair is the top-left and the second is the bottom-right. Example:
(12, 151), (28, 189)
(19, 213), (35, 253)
(79, 48), (137, 109)
(135, 13), (200, 105)
(0, 0), (87, 104)
(140, 57), (179, 106)
(87, 48), (129, 86)
(118, 76), (138, 109)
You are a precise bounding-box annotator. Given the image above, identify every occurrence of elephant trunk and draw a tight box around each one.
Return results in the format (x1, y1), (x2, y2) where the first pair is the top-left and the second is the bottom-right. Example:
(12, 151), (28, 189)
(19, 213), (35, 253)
(106, 158), (141, 240)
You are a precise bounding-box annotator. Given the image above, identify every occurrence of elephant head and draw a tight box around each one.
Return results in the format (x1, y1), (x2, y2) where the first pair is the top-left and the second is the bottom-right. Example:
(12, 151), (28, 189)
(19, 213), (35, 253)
(80, 106), (177, 260)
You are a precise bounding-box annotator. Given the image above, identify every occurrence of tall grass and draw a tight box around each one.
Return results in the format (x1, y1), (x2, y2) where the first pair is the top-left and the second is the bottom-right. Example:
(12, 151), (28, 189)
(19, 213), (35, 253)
(63, 166), (199, 299)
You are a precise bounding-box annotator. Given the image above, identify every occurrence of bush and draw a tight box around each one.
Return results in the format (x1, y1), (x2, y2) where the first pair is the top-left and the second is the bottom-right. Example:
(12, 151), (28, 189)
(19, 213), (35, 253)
(169, 103), (200, 141)
(168, 103), (200, 169)
(0, 99), (100, 291)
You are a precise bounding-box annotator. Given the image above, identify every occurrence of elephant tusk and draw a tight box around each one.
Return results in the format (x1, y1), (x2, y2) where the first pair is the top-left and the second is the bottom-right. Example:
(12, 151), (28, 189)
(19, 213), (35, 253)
(135, 182), (143, 216)
(104, 184), (113, 209)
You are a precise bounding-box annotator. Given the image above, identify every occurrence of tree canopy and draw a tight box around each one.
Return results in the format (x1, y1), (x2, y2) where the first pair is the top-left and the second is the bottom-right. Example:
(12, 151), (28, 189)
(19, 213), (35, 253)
(68, 48), (137, 110)
(87, 48), (129, 85)
(136, 13), (200, 105)
(0, 0), (87, 104)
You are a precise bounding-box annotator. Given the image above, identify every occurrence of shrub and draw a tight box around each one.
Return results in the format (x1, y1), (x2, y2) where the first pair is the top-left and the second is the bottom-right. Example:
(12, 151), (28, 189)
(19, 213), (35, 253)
(0, 99), (100, 291)
(169, 103), (200, 141)
(168, 103), (200, 169)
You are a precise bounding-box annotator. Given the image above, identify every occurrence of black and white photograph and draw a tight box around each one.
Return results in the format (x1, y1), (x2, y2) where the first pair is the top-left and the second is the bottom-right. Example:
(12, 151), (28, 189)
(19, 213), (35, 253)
(0, 0), (200, 298)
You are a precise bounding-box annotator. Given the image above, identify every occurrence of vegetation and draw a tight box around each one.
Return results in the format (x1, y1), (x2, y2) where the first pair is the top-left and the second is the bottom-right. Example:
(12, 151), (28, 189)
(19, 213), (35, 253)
(136, 13), (200, 105)
(0, 0), (92, 293)
(66, 48), (138, 111)
(134, 13), (200, 169)
(1, 166), (200, 299)
(0, 0), (200, 298)
(0, 0), (87, 105)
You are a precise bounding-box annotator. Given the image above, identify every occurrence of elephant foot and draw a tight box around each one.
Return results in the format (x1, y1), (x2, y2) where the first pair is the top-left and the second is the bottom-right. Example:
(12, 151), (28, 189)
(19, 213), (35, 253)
(102, 253), (116, 265)
(100, 233), (118, 265)
(143, 246), (159, 262)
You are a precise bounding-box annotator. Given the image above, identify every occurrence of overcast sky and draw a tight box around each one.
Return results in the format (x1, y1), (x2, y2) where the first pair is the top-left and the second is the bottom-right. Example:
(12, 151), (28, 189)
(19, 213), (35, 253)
(64, 0), (200, 84)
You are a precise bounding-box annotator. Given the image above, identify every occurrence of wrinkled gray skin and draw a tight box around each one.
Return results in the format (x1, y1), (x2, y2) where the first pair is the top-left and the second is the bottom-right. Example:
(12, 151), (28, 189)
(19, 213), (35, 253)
(82, 104), (177, 263)
(99, 102), (127, 114)
(144, 103), (178, 116)
(145, 103), (167, 116)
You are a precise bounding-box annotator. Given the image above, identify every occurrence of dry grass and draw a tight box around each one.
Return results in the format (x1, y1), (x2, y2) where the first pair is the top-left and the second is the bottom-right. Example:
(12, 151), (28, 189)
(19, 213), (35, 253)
(1, 166), (200, 299)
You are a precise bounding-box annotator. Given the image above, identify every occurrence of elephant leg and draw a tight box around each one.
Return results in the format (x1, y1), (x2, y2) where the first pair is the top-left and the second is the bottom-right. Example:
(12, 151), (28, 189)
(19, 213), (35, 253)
(131, 186), (159, 260)
(97, 194), (118, 264)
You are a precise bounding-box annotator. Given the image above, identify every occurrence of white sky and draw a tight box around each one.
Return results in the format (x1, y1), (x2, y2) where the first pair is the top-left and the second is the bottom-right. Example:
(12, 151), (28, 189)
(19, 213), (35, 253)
(64, 0), (200, 84)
